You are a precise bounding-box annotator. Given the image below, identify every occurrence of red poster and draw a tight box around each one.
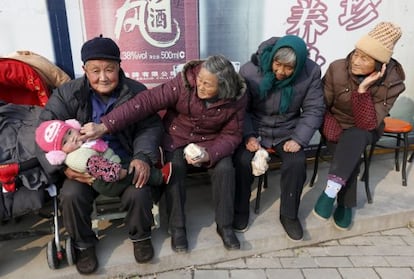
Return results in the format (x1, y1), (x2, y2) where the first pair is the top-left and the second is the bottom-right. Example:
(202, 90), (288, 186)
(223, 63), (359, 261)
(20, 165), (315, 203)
(81, 0), (199, 87)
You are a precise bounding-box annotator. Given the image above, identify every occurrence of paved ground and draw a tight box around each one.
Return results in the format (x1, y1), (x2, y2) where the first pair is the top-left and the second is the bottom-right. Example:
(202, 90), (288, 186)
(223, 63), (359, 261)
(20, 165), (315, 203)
(0, 153), (413, 278)
(154, 227), (414, 279)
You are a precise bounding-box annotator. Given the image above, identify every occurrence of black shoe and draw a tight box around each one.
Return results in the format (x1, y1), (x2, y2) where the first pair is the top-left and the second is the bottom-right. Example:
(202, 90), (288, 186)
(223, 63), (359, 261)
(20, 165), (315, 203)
(133, 239), (154, 263)
(233, 214), (249, 233)
(170, 227), (188, 253)
(279, 215), (303, 241)
(75, 246), (98, 275)
(217, 226), (240, 250)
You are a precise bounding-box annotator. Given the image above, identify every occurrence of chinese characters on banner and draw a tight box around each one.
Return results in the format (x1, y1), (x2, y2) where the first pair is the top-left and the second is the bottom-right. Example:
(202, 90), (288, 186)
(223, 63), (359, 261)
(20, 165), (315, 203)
(285, 0), (382, 68)
(81, 0), (199, 87)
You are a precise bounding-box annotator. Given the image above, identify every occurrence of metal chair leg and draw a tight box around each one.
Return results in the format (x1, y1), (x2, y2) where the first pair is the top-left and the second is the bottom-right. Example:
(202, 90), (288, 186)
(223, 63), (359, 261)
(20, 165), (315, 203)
(389, 132), (409, 186)
(363, 149), (373, 204)
(310, 138), (323, 187)
(402, 133), (409, 186)
(409, 150), (414, 163)
(255, 173), (266, 214)
(361, 143), (375, 183)
(395, 133), (401, 172)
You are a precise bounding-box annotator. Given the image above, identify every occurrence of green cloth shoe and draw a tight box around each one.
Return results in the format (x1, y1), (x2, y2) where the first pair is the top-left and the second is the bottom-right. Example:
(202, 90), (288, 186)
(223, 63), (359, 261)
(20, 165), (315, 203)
(313, 192), (335, 220)
(333, 205), (352, 230)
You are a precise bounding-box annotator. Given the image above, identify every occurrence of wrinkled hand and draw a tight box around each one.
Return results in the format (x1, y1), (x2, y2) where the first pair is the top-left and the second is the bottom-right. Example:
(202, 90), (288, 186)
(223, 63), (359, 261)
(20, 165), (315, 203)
(79, 122), (109, 142)
(129, 159), (150, 188)
(283, 139), (301, 153)
(358, 63), (386, 93)
(245, 137), (261, 152)
(64, 167), (95, 186)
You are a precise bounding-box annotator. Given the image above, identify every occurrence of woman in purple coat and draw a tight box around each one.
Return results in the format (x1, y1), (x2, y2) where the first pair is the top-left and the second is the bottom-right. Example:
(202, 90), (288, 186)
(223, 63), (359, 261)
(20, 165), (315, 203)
(80, 55), (247, 253)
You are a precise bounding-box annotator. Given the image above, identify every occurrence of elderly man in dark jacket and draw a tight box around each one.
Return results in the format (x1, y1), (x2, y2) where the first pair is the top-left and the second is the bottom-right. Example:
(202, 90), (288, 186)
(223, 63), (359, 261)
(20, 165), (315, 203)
(233, 35), (325, 241)
(36, 36), (163, 275)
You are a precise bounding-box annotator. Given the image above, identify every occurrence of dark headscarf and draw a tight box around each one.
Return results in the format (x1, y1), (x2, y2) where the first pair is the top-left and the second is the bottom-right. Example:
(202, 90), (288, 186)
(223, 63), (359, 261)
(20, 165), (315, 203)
(259, 35), (307, 113)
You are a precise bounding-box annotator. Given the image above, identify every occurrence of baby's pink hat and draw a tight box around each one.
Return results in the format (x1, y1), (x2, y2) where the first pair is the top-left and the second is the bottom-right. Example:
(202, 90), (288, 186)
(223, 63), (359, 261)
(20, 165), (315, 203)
(35, 119), (81, 165)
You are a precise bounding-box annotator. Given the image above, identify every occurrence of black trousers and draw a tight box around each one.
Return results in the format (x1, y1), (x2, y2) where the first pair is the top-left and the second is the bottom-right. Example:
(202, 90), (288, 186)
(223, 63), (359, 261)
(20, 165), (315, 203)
(327, 127), (379, 208)
(59, 179), (154, 249)
(234, 140), (307, 220)
(165, 148), (235, 229)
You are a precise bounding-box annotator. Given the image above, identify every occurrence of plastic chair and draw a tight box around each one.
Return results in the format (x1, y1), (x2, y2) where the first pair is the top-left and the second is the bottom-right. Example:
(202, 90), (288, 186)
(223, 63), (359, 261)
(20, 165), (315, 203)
(367, 117), (412, 186)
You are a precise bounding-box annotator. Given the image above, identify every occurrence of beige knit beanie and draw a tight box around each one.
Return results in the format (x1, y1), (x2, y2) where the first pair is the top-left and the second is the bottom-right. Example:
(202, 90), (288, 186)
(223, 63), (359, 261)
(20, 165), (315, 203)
(355, 22), (402, 63)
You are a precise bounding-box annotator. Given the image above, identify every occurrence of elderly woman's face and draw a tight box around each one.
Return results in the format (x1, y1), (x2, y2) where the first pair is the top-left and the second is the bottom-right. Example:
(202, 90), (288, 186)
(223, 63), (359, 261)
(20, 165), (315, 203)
(351, 49), (376, 76)
(196, 68), (219, 99)
(272, 60), (295, 80)
(83, 60), (120, 95)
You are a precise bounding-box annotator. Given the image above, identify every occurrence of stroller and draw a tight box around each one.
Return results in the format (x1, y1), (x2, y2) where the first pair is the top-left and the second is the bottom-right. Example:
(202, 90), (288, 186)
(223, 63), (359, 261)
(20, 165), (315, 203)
(0, 52), (73, 269)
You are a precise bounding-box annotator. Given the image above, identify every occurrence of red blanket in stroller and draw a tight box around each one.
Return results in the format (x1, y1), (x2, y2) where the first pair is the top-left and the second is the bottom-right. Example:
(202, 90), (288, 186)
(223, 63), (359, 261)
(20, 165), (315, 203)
(0, 55), (70, 221)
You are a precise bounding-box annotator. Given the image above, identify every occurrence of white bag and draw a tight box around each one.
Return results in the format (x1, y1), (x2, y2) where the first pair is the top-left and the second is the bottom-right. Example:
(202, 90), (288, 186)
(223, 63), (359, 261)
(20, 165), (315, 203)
(251, 148), (270, 176)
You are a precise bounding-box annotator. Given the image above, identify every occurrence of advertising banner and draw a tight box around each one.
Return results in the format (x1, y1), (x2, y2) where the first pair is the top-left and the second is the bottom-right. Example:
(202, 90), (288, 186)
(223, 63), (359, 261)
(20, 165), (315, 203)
(81, 0), (199, 87)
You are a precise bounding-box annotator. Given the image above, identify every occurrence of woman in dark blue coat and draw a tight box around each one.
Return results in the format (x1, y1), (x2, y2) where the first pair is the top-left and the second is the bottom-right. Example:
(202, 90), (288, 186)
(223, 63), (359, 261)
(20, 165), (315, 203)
(233, 35), (325, 241)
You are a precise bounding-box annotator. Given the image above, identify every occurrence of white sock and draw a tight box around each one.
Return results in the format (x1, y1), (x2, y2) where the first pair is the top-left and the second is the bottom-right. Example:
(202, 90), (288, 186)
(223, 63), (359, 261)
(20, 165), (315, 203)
(324, 180), (342, 198)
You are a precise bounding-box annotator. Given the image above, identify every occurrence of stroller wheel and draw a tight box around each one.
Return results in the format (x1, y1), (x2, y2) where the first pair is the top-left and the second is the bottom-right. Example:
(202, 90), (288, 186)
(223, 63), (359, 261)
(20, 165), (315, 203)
(65, 237), (76, 265)
(46, 240), (60, 269)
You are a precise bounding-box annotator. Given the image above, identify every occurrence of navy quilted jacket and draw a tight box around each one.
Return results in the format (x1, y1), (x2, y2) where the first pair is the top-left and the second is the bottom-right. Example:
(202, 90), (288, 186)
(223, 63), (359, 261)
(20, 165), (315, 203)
(241, 37), (325, 148)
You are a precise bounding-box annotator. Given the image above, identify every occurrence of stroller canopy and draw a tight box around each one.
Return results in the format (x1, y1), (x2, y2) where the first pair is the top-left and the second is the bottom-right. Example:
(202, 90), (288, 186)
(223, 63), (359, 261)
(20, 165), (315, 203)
(0, 58), (50, 107)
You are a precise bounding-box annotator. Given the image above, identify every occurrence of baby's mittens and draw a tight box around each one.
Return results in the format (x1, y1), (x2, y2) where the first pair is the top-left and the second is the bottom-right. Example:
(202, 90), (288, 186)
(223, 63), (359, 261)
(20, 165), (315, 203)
(86, 155), (121, 182)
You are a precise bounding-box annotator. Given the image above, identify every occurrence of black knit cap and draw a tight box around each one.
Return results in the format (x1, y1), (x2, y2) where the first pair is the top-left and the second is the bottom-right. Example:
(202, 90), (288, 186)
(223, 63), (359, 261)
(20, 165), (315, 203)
(81, 35), (121, 63)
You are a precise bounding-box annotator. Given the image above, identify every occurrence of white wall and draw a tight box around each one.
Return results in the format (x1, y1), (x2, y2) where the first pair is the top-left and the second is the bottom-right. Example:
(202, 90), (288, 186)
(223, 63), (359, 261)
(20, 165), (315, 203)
(0, 0), (54, 58)
(64, 0), (85, 78)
